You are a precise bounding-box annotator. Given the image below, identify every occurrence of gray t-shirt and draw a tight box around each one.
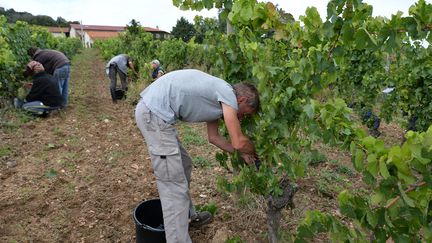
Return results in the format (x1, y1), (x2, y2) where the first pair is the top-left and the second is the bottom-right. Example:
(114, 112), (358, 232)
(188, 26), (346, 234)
(106, 54), (130, 75)
(140, 69), (238, 124)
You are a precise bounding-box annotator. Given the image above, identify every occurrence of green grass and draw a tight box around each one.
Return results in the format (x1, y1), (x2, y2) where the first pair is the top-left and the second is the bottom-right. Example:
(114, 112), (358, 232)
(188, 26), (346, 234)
(226, 236), (244, 243)
(46, 143), (56, 150)
(64, 152), (79, 161)
(178, 123), (207, 147)
(336, 164), (354, 176)
(18, 187), (35, 201)
(321, 170), (345, 183)
(0, 121), (21, 133)
(126, 79), (148, 105)
(236, 191), (258, 209)
(63, 182), (76, 197)
(97, 113), (112, 121)
(57, 159), (77, 171)
(193, 156), (211, 168)
(195, 202), (218, 215)
(107, 150), (125, 166)
(52, 126), (63, 136)
(75, 103), (87, 115)
(307, 149), (327, 166)
(317, 179), (332, 197)
(66, 135), (81, 147)
(0, 144), (12, 156)
(84, 175), (94, 183)
(0, 108), (36, 133)
(316, 169), (350, 197)
(44, 168), (57, 178)
(222, 211), (233, 221)
(329, 159), (355, 176)
(32, 150), (50, 164)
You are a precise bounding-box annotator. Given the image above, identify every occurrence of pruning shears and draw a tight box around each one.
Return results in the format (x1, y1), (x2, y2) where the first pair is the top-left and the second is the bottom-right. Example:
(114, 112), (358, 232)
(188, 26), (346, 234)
(254, 158), (261, 171)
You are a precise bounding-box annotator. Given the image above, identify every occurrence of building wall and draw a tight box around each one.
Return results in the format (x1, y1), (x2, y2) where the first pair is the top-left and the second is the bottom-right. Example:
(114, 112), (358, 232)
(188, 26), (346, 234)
(69, 27), (87, 47)
(70, 26), (171, 48)
(84, 32), (93, 48)
(52, 32), (66, 38)
(70, 27), (78, 38)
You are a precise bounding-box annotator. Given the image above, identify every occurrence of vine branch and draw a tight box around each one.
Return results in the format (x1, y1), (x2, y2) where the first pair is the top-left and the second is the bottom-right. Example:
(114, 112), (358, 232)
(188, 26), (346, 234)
(384, 181), (427, 209)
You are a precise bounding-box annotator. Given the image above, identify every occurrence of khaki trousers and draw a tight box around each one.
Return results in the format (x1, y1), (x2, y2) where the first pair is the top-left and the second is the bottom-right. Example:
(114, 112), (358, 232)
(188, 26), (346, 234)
(135, 101), (195, 243)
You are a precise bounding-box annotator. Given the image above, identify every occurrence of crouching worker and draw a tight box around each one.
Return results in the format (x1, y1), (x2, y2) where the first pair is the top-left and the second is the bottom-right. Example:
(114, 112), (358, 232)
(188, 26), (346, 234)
(151, 59), (164, 81)
(14, 61), (63, 116)
(135, 69), (260, 243)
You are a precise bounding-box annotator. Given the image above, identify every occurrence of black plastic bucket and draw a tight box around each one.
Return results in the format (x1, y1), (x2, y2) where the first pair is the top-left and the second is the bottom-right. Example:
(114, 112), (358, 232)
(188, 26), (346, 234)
(114, 89), (125, 100)
(133, 199), (166, 243)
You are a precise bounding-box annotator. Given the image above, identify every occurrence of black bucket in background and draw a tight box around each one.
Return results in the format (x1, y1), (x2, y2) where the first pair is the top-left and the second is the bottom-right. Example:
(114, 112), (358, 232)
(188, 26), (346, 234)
(133, 199), (166, 243)
(114, 89), (125, 100)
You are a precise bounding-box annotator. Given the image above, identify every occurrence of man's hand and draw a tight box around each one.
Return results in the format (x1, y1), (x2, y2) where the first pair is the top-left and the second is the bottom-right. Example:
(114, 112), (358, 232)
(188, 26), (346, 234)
(240, 153), (255, 165)
(241, 153), (261, 171)
(23, 82), (33, 89)
(128, 61), (139, 78)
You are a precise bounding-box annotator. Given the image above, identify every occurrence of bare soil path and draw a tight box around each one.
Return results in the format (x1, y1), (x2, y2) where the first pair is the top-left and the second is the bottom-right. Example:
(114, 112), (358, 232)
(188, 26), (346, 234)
(0, 48), (158, 242)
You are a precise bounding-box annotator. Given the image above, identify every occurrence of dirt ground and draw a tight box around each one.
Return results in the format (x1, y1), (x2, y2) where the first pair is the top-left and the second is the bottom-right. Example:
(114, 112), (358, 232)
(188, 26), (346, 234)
(0, 49), (405, 243)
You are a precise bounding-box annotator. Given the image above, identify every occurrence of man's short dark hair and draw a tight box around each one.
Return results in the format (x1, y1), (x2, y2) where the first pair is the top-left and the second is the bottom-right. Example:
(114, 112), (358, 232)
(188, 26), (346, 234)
(233, 82), (260, 111)
(126, 56), (133, 68)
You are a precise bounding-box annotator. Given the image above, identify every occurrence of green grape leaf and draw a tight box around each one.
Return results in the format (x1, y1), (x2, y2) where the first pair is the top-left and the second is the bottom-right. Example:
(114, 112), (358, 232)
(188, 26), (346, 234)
(398, 183), (415, 207)
(366, 210), (378, 228)
(353, 149), (365, 171)
(354, 28), (377, 49)
(370, 192), (384, 206)
(367, 153), (378, 175)
(379, 159), (390, 179)
(303, 103), (315, 119)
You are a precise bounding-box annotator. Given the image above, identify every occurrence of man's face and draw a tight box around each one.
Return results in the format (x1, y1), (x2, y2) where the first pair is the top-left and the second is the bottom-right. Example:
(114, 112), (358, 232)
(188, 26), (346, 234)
(151, 63), (158, 69)
(237, 97), (256, 120)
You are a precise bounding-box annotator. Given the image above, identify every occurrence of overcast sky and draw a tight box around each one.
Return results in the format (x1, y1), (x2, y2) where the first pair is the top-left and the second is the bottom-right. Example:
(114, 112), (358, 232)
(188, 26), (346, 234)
(0, 0), (429, 32)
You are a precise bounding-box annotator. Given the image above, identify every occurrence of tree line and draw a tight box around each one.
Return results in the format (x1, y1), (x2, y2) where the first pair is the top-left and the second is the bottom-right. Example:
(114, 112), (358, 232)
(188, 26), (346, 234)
(0, 7), (79, 27)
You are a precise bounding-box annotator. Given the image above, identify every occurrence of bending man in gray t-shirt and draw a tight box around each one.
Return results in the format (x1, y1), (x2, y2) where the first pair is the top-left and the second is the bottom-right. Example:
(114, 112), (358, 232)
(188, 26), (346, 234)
(105, 54), (137, 102)
(135, 69), (259, 243)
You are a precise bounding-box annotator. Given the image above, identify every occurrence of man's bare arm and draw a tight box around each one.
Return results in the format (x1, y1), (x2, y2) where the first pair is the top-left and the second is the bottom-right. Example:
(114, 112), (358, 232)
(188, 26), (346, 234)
(221, 103), (255, 154)
(206, 120), (235, 153)
(128, 61), (139, 76)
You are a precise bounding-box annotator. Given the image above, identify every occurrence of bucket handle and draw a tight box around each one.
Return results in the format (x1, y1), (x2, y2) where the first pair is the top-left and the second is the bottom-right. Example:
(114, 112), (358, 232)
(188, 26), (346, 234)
(137, 222), (163, 231)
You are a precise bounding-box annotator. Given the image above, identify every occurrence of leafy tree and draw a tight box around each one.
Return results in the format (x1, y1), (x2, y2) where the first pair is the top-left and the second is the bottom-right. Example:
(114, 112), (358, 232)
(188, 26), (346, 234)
(127, 19), (141, 36)
(276, 5), (295, 24)
(55, 17), (68, 27)
(171, 17), (195, 42)
(193, 16), (220, 43)
(156, 38), (188, 70)
(174, 0), (235, 33)
(32, 15), (57, 26)
(0, 7), (77, 27)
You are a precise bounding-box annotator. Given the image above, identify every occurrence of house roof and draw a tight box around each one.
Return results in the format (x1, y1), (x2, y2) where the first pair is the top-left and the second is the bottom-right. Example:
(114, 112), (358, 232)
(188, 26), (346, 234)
(70, 24), (125, 31)
(70, 24), (170, 34)
(46, 27), (70, 33)
(87, 31), (122, 40)
(144, 27), (170, 34)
